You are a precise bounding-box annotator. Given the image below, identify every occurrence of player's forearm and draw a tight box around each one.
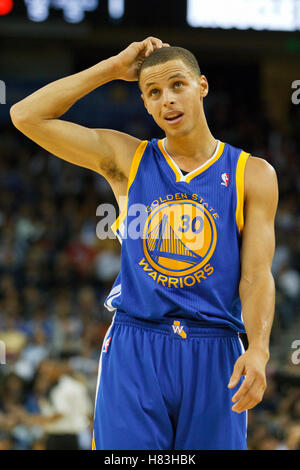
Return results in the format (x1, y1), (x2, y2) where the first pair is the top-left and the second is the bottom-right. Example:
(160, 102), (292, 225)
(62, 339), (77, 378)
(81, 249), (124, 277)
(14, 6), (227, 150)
(239, 271), (275, 359)
(10, 57), (119, 122)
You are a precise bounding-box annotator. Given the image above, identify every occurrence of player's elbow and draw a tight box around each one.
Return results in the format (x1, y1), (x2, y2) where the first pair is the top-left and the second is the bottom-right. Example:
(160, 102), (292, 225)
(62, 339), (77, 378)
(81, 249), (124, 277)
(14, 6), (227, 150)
(10, 103), (31, 129)
(10, 104), (23, 127)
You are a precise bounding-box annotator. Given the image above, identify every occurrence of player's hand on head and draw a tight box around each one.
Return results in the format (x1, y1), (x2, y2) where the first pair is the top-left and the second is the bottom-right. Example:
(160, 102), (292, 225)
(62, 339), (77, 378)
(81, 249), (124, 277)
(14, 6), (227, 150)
(113, 37), (170, 82)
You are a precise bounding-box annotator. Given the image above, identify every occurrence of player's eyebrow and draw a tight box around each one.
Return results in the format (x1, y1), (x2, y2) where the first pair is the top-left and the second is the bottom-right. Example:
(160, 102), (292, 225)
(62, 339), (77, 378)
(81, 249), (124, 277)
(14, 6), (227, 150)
(145, 73), (187, 90)
(168, 73), (187, 81)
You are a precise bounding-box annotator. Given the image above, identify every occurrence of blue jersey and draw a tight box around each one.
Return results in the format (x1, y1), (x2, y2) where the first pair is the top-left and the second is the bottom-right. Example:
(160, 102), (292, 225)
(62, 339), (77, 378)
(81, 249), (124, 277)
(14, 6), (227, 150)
(104, 138), (250, 332)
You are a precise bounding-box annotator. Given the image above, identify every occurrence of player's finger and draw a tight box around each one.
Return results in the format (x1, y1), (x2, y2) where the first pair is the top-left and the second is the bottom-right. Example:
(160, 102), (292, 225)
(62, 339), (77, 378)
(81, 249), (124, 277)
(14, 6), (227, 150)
(232, 386), (263, 412)
(232, 373), (256, 403)
(228, 360), (244, 388)
(232, 397), (254, 413)
(140, 37), (168, 57)
(232, 378), (264, 412)
(144, 39), (154, 57)
(147, 36), (164, 48)
(142, 37), (159, 50)
(149, 37), (168, 54)
(233, 372), (266, 404)
(232, 383), (258, 412)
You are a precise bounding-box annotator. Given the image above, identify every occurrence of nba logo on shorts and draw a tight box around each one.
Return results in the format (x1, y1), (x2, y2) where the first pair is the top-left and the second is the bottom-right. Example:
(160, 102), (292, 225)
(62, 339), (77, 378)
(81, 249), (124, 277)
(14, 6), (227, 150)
(103, 337), (112, 353)
(221, 173), (229, 187)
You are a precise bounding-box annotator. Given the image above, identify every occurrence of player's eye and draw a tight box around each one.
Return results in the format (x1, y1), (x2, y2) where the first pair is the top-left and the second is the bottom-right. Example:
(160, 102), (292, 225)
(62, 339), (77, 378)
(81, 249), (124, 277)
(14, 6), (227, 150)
(149, 88), (159, 97)
(174, 81), (183, 89)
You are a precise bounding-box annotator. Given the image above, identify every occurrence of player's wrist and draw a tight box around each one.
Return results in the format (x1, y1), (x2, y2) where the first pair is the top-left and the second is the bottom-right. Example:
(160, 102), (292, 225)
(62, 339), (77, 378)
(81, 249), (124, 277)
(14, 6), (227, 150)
(105, 55), (130, 81)
(93, 56), (120, 83)
(247, 343), (270, 362)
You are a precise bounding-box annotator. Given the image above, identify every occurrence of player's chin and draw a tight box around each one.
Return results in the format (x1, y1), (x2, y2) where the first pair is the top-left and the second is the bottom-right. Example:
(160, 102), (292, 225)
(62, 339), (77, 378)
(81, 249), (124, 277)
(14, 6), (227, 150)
(167, 126), (190, 138)
(160, 121), (185, 136)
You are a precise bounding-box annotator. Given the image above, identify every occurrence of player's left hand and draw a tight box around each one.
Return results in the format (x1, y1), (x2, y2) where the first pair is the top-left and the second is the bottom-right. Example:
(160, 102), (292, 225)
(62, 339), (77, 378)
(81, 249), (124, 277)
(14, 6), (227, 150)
(227, 347), (269, 413)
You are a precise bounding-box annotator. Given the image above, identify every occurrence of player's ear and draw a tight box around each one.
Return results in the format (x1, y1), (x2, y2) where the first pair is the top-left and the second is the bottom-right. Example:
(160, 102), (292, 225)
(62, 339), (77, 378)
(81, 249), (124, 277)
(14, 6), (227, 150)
(198, 75), (209, 99)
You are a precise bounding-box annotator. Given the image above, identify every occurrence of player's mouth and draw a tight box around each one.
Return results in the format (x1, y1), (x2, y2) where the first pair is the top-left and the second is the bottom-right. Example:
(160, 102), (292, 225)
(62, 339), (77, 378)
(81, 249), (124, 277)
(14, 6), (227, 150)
(164, 112), (184, 126)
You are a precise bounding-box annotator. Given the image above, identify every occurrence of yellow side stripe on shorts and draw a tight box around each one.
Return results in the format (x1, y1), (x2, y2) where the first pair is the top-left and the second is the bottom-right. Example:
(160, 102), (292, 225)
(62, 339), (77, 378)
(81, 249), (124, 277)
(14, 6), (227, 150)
(236, 151), (250, 234)
(111, 140), (148, 235)
(92, 431), (96, 450)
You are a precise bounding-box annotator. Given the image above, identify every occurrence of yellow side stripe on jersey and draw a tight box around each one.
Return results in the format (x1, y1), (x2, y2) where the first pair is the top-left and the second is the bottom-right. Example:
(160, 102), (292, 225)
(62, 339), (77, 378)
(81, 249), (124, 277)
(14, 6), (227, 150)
(110, 140), (148, 235)
(236, 151), (250, 234)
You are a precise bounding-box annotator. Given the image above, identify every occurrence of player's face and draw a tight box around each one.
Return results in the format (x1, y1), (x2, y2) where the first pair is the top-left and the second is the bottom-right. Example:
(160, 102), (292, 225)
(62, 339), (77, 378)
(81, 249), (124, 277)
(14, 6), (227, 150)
(140, 59), (207, 137)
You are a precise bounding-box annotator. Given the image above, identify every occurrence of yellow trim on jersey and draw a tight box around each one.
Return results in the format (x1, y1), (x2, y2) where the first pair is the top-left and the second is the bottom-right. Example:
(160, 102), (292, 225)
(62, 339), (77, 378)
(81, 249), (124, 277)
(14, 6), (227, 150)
(236, 151), (250, 234)
(157, 139), (181, 182)
(185, 142), (225, 183)
(110, 140), (148, 235)
(92, 431), (96, 450)
(158, 140), (225, 183)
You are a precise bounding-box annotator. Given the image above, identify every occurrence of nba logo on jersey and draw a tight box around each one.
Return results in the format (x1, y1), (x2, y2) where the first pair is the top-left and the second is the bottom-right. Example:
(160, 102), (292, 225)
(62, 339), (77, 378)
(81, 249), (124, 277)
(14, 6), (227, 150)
(172, 321), (187, 339)
(221, 173), (229, 187)
(102, 337), (112, 353)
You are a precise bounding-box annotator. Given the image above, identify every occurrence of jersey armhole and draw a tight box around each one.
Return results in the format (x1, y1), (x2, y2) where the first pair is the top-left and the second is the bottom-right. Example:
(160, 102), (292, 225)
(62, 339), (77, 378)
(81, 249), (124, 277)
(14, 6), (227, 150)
(236, 151), (250, 234)
(111, 140), (148, 236)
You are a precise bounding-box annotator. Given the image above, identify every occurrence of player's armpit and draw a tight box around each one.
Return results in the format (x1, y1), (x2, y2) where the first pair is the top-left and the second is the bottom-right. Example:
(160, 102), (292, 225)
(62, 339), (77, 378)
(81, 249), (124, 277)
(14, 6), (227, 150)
(10, 111), (141, 182)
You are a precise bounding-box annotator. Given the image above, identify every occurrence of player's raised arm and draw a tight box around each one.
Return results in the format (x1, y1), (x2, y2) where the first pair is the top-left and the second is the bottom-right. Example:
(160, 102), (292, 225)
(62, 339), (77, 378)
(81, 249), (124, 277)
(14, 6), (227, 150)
(9, 37), (168, 182)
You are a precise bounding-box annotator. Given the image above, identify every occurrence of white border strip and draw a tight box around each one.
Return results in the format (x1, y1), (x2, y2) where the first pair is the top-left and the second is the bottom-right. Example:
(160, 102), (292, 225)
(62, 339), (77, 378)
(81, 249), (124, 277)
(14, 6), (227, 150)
(104, 284), (121, 312)
(94, 313), (116, 408)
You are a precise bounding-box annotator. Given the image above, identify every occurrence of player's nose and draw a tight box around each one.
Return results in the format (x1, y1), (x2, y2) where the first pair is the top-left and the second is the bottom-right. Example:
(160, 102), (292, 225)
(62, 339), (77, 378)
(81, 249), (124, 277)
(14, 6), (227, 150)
(162, 89), (175, 107)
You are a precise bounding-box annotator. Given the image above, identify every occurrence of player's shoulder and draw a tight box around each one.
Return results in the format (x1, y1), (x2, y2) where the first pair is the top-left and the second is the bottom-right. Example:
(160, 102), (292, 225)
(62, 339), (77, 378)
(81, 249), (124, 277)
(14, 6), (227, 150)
(244, 154), (278, 202)
(223, 141), (277, 182)
(245, 154), (277, 185)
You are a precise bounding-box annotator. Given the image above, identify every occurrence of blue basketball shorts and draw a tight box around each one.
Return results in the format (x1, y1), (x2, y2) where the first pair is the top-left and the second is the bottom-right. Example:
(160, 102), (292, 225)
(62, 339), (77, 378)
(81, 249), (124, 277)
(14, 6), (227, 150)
(92, 311), (247, 450)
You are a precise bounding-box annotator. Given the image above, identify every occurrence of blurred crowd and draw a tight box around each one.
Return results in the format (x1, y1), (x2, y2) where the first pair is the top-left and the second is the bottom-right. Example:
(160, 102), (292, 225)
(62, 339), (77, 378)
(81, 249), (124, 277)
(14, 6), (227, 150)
(0, 122), (122, 449)
(0, 76), (299, 450)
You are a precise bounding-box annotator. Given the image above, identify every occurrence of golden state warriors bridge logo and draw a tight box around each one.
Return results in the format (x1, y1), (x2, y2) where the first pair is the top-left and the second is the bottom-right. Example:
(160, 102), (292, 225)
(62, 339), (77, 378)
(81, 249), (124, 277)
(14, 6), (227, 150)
(139, 198), (217, 288)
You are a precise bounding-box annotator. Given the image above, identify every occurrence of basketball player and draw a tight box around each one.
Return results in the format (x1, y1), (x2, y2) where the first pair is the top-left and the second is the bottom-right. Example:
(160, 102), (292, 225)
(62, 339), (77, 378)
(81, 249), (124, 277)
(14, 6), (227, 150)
(10, 37), (278, 450)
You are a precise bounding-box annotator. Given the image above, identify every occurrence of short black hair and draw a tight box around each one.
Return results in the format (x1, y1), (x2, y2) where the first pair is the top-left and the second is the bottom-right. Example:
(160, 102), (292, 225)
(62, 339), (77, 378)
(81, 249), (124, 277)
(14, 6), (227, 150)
(138, 46), (201, 85)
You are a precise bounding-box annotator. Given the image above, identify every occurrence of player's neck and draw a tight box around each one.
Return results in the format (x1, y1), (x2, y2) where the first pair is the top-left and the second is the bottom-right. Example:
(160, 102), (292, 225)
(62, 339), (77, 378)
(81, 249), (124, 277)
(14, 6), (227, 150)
(164, 119), (217, 165)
